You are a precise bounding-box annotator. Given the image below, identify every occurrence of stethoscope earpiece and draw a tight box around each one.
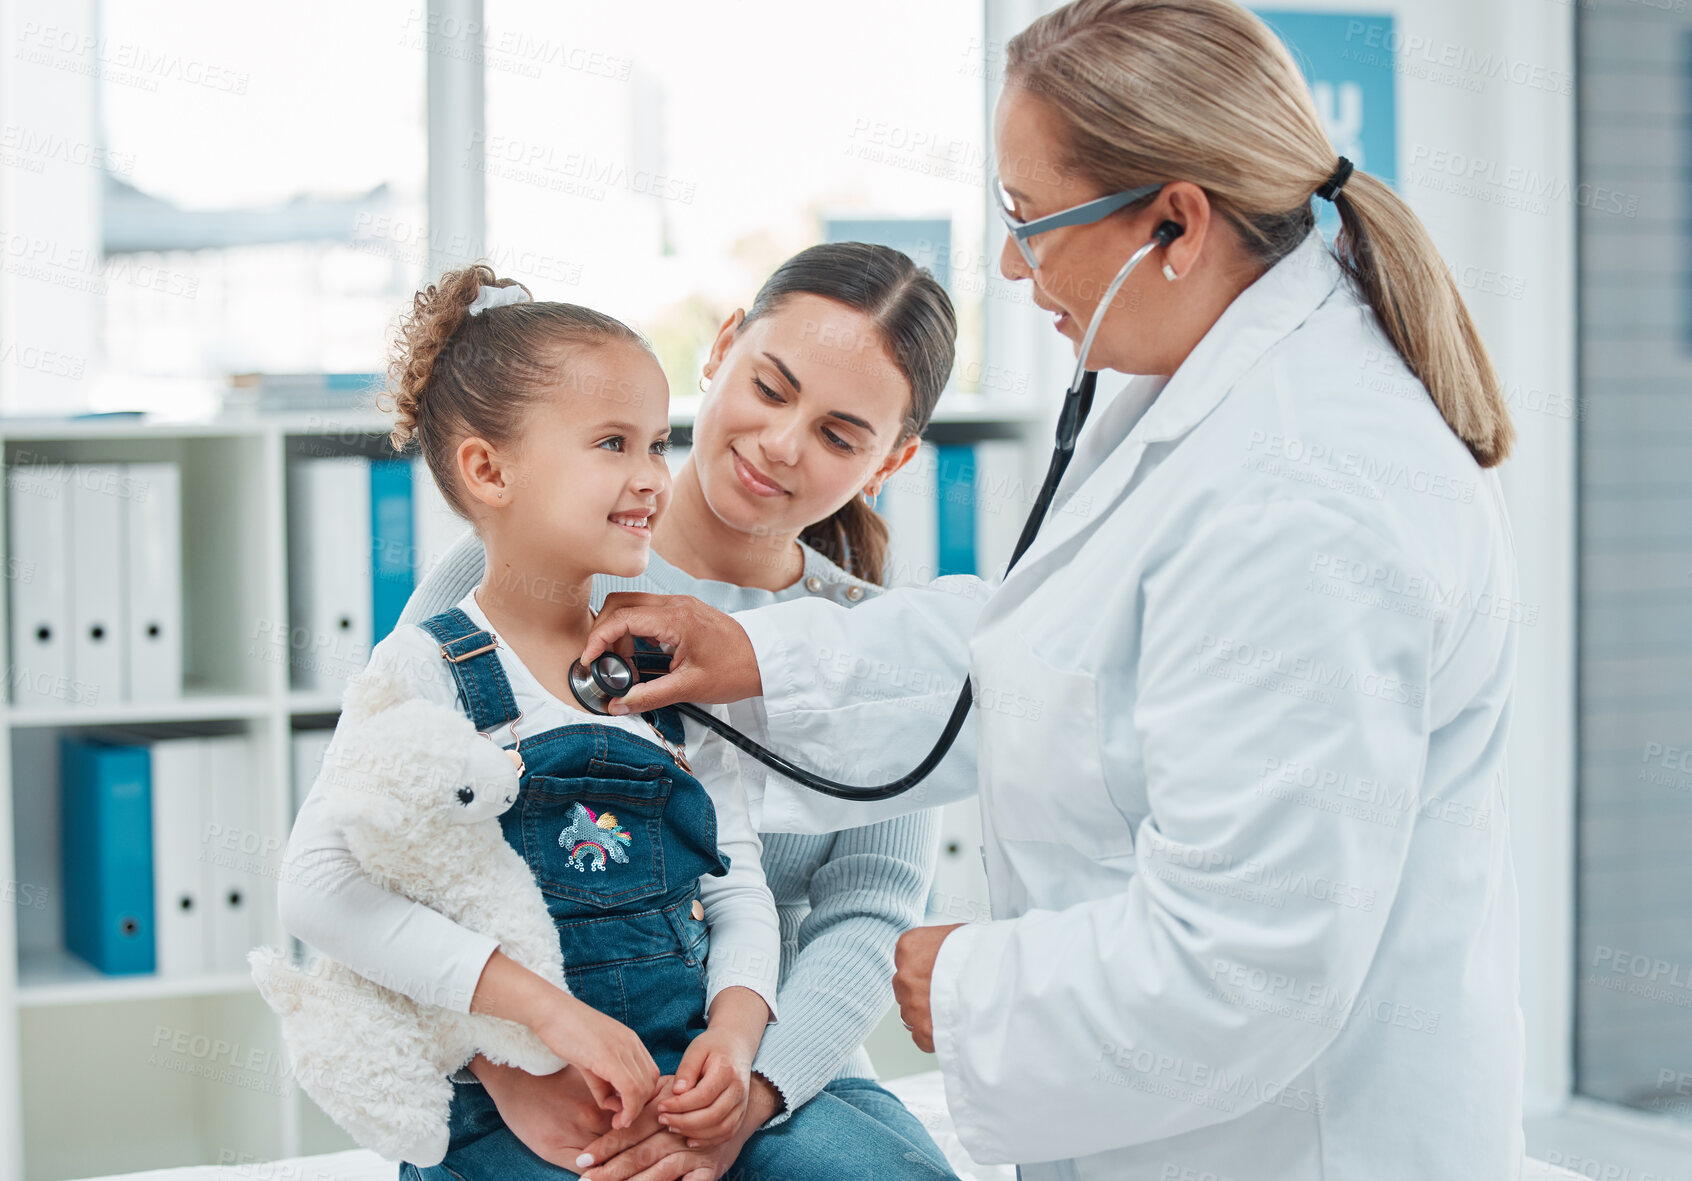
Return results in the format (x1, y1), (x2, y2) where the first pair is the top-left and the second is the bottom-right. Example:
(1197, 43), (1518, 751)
(568, 653), (638, 716)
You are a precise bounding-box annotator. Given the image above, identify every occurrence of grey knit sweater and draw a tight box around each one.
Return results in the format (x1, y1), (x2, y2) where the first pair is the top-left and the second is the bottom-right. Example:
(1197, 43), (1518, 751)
(397, 529), (941, 1122)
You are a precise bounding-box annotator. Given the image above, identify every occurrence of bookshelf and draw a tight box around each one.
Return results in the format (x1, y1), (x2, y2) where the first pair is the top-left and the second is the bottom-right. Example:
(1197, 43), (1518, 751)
(0, 397), (1031, 1181)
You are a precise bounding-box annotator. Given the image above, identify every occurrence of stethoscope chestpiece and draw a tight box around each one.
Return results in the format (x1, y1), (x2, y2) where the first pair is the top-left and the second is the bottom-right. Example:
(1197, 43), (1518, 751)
(568, 653), (637, 716)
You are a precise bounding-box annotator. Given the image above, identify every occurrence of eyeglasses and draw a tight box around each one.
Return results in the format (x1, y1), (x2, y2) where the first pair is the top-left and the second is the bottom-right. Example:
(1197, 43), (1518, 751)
(995, 181), (1165, 270)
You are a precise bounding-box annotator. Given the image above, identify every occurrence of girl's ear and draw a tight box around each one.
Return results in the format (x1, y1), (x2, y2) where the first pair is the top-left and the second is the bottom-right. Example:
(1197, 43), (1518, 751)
(701, 309), (745, 382)
(456, 435), (510, 511)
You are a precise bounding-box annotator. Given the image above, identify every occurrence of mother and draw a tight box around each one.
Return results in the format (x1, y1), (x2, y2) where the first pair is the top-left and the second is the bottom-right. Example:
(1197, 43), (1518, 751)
(396, 242), (969, 1181)
(584, 1), (1526, 1178)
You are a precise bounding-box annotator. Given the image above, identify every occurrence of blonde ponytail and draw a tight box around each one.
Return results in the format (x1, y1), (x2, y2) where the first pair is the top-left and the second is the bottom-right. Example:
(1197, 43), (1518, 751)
(1006, 0), (1514, 467)
(1329, 170), (1514, 465)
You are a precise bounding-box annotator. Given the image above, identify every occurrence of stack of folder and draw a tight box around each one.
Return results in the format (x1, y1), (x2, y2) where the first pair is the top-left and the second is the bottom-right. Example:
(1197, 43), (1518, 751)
(287, 456), (465, 690)
(59, 730), (263, 978)
(8, 462), (183, 710)
(876, 441), (1030, 588)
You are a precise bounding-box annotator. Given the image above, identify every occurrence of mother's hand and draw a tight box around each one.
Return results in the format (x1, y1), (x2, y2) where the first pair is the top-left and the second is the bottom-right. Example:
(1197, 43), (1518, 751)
(577, 1087), (745, 1181)
(581, 593), (762, 715)
(470, 1059), (612, 1171)
(579, 1073), (781, 1181)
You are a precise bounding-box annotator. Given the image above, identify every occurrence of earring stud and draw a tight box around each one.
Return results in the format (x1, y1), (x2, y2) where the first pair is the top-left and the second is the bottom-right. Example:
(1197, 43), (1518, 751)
(1162, 264), (1178, 282)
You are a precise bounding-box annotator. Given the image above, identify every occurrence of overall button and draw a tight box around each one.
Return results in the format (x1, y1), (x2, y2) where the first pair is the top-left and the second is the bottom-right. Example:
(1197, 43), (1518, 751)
(805, 575), (823, 593)
(690, 898), (705, 921)
(845, 585), (864, 601)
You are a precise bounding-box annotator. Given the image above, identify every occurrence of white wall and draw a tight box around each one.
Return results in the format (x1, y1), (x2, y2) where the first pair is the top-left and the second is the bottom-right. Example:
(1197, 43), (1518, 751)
(0, 0), (105, 416)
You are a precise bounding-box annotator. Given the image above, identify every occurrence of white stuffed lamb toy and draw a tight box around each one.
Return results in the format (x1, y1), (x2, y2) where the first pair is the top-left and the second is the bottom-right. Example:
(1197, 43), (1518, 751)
(250, 664), (567, 1166)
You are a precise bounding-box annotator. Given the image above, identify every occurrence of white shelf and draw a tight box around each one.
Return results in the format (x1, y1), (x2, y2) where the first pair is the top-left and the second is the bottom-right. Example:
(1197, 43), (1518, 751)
(0, 399), (1043, 1179)
(0, 416), (265, 442)
(6, 693), (271, 729)
(286, 690), (345, 716)
(0, 391), (1045, 446)
(16, 947), (255, 1008)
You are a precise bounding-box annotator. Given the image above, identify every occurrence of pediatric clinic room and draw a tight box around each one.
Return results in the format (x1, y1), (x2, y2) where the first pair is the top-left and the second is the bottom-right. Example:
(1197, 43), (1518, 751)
(0, 1), (1683, 1180)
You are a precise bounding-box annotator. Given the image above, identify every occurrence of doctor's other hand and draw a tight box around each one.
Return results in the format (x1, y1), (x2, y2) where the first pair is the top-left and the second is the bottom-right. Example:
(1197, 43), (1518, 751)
(582, 592), (762, 715)
(893, 923), (965, 1053)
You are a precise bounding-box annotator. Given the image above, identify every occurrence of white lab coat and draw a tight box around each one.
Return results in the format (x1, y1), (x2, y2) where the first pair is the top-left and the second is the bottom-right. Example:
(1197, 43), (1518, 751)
(732, 228), (1525, 1180)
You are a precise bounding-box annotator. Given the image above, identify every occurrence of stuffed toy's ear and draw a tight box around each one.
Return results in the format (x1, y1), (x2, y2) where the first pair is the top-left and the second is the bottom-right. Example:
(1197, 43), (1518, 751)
(340, 661), (414, 723)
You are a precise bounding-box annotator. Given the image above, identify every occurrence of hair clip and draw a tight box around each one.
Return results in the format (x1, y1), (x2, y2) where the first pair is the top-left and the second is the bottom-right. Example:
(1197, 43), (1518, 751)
(467, 284), (532, 316)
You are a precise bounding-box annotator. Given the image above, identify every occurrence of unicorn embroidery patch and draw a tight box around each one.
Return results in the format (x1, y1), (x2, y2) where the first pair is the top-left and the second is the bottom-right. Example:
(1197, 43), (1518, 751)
(557, 803), (632, 872)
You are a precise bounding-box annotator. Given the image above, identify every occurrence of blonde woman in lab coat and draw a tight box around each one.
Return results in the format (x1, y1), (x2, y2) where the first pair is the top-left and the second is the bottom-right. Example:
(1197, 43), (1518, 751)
(582, 1), (1525, 1177)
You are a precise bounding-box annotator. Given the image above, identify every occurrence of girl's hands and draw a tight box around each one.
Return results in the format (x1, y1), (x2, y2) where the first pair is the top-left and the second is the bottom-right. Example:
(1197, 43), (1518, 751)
(536, 992), (664, 1128)
(470, 951), (661, 1127)
(578, 1074), (783, 1181)
(580, 592), (762, 715)
(651, 1029), (753, 1147)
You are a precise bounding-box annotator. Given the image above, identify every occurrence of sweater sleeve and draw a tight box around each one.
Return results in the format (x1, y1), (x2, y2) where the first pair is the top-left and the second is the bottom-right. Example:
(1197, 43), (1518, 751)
(750, 808), (941, 1125)
(275, 628), (501, 1015)
(731, 576), (989, 834)
(399, 526), (485, 629)
(686, 709), (782, 1022)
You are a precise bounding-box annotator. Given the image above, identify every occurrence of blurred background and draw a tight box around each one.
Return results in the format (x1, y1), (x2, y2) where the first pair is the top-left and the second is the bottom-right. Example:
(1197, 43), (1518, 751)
(0, 0), (1684, 1179)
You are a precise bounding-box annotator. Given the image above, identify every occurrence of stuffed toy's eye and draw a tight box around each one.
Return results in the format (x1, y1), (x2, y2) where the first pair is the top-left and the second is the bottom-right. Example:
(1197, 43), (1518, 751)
(457, 786), (475, 806)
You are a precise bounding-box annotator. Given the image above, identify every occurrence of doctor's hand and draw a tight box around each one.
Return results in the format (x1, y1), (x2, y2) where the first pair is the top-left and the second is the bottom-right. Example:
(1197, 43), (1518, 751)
(581, 592), (762, 715)
(893, 923), (965, 1053)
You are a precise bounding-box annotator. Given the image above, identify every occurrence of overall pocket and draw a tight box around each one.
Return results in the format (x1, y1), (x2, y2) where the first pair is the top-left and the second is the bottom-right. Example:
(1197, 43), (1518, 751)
(521, 766), (671, 909)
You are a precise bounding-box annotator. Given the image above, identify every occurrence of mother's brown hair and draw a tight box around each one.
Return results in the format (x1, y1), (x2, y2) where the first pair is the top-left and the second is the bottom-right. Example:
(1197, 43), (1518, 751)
(735, 242), (957, 585)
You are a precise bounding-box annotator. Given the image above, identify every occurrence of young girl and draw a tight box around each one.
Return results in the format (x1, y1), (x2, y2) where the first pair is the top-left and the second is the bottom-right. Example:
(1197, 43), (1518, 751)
(291, 245), (967, 1181)
(280, 265), (783, 1178)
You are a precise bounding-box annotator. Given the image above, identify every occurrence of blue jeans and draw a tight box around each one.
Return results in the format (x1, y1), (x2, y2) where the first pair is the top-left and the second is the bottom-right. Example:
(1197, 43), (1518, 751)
(398, 1076), (958, 1181)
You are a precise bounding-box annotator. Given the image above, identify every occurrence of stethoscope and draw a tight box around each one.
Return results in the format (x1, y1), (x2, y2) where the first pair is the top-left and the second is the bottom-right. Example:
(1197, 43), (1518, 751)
(569, 220), (1185, 800)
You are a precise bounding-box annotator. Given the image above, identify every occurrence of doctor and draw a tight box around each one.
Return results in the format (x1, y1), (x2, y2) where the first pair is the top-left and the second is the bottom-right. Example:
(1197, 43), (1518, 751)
(583, 0), (1526, 1176)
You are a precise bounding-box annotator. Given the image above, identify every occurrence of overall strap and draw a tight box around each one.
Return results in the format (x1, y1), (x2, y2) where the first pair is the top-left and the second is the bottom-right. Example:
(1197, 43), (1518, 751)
(630, 637), (686, 746)
(416, 608), (522, 734)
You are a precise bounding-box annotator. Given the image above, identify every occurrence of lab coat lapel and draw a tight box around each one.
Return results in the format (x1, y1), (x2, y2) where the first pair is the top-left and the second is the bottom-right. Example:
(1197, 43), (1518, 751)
(999, 230), (1344, 592)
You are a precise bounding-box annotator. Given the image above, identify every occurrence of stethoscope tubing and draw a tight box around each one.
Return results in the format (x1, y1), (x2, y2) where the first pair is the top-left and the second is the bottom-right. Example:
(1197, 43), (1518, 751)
(601, 225), (1179, 800)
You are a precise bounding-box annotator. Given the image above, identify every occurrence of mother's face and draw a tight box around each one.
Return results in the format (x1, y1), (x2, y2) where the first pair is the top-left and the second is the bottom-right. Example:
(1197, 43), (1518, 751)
(693, 292), (920, 542)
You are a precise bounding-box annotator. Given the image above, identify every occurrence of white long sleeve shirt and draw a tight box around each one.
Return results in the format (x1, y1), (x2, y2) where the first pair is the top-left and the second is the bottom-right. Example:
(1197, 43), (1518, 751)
(278, 590), (781, 1022)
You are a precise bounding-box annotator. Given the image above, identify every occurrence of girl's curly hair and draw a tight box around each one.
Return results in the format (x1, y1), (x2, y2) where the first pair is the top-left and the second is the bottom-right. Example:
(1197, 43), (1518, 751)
(380, 262), (649, 517)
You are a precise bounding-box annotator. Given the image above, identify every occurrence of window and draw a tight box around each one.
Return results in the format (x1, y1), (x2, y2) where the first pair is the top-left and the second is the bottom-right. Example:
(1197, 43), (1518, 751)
(1575, 0), (1692, 1125)
(97, 1), (426, 390)
(479, 0), (988, 403)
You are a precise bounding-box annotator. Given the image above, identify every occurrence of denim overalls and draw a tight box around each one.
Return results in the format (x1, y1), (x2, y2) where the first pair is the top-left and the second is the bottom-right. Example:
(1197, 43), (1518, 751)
(412, 608), (730, 1170)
